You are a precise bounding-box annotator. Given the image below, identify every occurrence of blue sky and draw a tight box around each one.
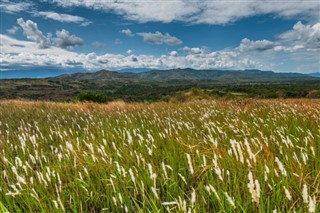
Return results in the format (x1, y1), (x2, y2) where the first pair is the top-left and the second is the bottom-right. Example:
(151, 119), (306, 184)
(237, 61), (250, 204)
(0, 0), (319, 74)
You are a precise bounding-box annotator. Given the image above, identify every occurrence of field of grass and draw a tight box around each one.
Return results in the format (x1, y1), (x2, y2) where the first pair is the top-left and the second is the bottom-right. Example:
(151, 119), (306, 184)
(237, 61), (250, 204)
(0, 99), (319, 212)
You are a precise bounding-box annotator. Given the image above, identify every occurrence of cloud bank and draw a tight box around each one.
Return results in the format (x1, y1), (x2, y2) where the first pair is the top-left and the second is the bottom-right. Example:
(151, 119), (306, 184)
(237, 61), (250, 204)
(1, 20), (319, 73)
(0, 0), (33, 14)
(48, 0), (320, 24)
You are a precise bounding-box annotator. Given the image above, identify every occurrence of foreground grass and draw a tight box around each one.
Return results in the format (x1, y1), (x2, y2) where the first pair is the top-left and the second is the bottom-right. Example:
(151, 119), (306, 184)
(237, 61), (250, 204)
(0, 99), (319, 212)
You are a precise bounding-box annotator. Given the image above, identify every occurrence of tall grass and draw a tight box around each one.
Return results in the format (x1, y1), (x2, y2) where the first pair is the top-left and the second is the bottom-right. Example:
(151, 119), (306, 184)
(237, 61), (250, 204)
(0, 99), (319, 212)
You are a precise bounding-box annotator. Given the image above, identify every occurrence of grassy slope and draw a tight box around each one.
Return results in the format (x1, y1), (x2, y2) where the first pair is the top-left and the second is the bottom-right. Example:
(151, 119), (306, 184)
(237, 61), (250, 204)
(0, 99), (319, 212)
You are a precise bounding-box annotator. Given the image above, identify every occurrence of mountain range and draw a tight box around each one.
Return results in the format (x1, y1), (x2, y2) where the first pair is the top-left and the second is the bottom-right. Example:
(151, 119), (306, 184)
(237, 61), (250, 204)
(56, 68), (318, 82)
(0, 68), (319, 81)
(308, 72), (320, 78)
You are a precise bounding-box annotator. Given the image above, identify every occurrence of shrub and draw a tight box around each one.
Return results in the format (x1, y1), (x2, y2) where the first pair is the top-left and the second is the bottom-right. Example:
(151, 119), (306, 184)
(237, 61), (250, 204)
(77, 92), (110, 103)
(306, 90), (320, 98)
(170, 88), (212, 102)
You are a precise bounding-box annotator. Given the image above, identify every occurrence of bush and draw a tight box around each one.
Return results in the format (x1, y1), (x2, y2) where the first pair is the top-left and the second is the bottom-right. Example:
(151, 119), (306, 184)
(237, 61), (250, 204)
(170, 88), (212, 103)
(306, 90), (320, 98)
(77, 92), (110, 103)
(172, 91), (190, 102)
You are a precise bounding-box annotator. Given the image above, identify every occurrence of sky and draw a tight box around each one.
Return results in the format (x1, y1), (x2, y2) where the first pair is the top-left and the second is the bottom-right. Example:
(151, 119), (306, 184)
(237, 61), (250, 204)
(0, 0), (320, 75)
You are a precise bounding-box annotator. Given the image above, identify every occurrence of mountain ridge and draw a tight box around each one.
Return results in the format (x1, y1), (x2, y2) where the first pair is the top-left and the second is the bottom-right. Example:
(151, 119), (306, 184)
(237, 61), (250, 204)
(54, 68), (316, 81)
(308, 72), (320, 78)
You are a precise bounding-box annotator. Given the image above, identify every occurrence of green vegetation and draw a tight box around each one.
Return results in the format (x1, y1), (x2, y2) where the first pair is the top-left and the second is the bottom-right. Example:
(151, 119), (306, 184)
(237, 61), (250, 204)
(77, 92), (110, 103)
(0, 99), (319, 212)
(0, 78), (320, 102)
(168, 88), (211, 102)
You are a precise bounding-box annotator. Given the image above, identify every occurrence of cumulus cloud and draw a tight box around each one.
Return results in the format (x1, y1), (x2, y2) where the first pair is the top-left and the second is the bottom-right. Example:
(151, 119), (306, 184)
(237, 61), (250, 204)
(36, 11), (92, 26)
(130, 55), (138, 62)
(183, 46), (210, 55)
(0, 34), (76, 55)
(0, 1), (33, 14)
(0, 34), (78, 69)
(278, 21), (320, 50)
(239, 38), (275, 52)
(170, 51), (178, 57)
(55, 29), (84, 49)
(1, 34), (266, 71)
(16, 18), (84, 50)
(17, 18), (51, 49)
(234, 21), (320, 72)
(48, 0), (319, 24)
(7, 26), (19, 35)
(120, 29), (134, 37)
(240, 21), (320, 53)
(1, 21), (319, 73)
(126, 49), (133, 54)
(137, 31), (182, 45)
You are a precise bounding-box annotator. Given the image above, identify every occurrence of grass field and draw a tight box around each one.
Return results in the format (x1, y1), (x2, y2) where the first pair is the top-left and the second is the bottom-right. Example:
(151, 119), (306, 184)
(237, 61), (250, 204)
(0, 99), (319, 212)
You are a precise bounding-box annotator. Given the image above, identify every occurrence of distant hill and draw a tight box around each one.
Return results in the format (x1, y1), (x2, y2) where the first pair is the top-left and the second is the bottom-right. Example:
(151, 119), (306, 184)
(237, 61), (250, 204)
(308, 72), (320, 78)
(55, 68), (316, 82)
(135, 68), (312, 81)
(57, 70), (136, 80)
(0, 69), (83, 79)
(116, 68), (151, 73)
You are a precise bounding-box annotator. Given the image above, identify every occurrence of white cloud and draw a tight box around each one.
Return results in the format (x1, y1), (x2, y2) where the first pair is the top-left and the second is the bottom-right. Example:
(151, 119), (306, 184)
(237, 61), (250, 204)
(49, 0), (197, 23)
(0, 1), (33, 14)
(17, 18), (51, 49)
(36, 11), (92, 26)
(170, 51), (178, 57)
(15, 18), (84, 50)
(239, 38), (275, 52)
(239, 22), (320, 53)
(130, 55), (138, 62)
(120, 29), (134, 37)
(137, 31), (182, 45)
(234, 22), (320, 72)
(126, 49), (133, 54)
(278, 21), (320, 51)
(0, 34), (78, 69)
(180, 49), (264, 70)
(0, 34), (76, 56)
(0, 34), (265, 71)
(92, 41), (105, 48)
(55, 29), (84, 49)
(1, 21), (319, 73)
(187, 1), (320, 24)
(183, 46), (210, 55)
(48, 0), (320, 24)
(0, 1), (91, 26)
(7, 26), (19, 35)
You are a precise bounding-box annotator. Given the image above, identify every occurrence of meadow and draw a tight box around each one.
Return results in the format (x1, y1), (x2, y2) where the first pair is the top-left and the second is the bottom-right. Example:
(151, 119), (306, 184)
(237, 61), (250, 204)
(0, 99), (319, 212)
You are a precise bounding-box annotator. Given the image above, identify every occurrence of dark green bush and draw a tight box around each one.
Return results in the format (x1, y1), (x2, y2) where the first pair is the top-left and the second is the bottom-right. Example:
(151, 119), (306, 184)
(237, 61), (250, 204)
(77, 92), (110, 103)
